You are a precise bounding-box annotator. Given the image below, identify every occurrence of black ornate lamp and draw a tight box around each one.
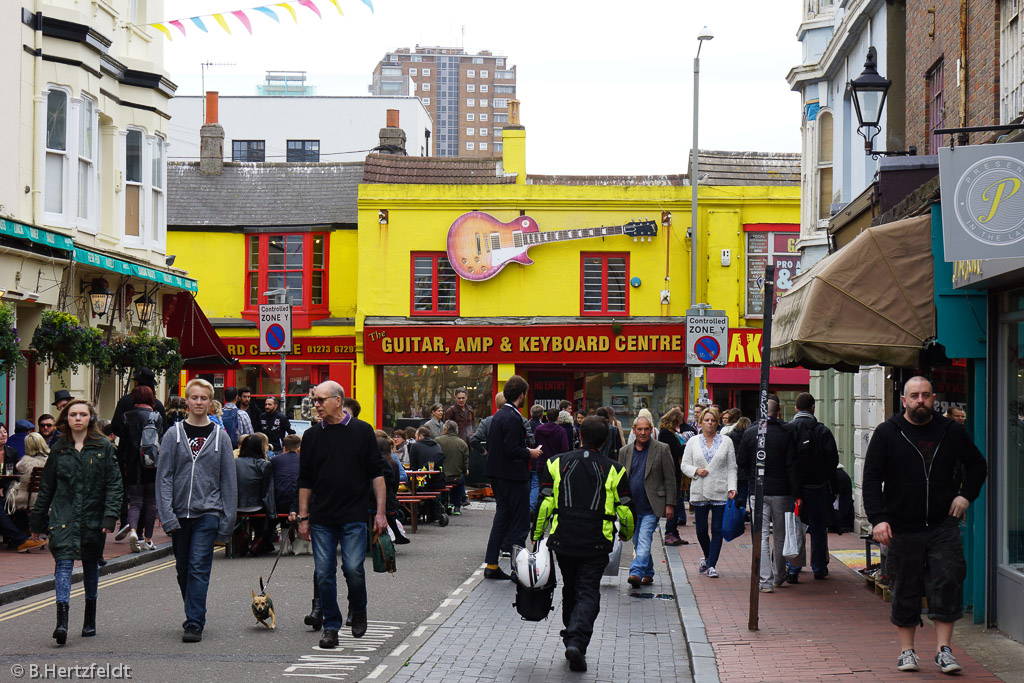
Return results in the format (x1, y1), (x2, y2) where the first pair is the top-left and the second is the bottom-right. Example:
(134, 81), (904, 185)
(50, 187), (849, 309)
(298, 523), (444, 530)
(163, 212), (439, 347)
(134, 291), (156, 324)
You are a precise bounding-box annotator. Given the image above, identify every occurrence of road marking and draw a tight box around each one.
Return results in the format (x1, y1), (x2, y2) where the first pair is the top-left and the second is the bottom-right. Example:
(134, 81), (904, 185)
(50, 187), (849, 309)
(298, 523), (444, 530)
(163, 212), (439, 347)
(462, 578), (474, 585)
(426, 612), (441, 621)
(440, 598), (453, 607)
(0, 558), (179, 622)
(389, 643), (408, 657)
(412, 626), (426, 637)
(452, 587), (462, 595)
(286, 624), (404, 678)
(363, 664), (388, 679)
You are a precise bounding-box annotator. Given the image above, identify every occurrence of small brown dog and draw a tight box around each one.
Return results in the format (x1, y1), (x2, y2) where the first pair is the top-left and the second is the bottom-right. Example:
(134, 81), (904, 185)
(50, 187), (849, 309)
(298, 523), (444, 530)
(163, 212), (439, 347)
(251, 589), (275, 629)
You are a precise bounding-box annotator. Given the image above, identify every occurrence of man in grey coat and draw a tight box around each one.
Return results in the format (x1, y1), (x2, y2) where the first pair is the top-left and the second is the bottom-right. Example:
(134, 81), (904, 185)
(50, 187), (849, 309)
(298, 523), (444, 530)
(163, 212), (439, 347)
(618, 416), (676, 586)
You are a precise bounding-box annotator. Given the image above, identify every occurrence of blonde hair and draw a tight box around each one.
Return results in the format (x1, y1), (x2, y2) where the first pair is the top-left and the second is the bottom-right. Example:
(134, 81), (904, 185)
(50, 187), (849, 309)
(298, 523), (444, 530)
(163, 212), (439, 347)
(24, 432), (50, 458)
(698, 407), (720, 426)
(209, 400), (223, 418)
(183, 378), (214, 399)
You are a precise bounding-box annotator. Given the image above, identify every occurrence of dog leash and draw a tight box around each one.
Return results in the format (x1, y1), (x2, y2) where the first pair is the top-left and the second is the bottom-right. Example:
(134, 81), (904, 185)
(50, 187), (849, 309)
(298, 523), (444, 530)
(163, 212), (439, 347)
(259, 520), (295, 596)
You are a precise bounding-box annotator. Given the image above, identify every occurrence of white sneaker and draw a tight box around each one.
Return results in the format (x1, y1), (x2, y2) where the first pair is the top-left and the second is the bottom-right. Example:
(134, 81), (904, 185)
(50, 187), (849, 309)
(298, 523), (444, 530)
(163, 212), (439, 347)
(128, 530), (140, 553)
(142, 540), (156, 551)
(698, 558), (708, 573)
(115, 525), (132, 542)
(706, 567), (720, 578)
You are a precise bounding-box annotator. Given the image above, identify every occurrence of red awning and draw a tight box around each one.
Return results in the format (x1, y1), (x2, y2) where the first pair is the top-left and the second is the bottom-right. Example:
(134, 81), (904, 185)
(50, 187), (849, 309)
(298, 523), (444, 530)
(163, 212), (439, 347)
(164, 292), (239, 368)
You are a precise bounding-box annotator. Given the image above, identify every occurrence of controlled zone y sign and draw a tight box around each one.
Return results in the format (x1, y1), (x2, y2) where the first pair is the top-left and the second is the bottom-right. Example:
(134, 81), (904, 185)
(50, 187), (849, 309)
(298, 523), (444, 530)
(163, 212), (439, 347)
(259, 304), (293, 354)
(686, 314), (729, 366)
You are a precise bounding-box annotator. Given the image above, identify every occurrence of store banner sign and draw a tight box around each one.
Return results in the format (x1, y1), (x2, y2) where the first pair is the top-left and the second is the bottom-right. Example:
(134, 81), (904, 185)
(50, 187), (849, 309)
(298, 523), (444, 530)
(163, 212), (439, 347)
(939, 142), (1024, 261)
(363, 324), (691, 365)
(726, 328), (766, 369)
(221, 335), (356, 361)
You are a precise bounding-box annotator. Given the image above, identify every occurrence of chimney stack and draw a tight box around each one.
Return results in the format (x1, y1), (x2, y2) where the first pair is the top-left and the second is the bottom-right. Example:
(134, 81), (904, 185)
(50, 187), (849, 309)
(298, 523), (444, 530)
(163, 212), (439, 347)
(378, 109), (407, 155)
(200, 91), (224, 175)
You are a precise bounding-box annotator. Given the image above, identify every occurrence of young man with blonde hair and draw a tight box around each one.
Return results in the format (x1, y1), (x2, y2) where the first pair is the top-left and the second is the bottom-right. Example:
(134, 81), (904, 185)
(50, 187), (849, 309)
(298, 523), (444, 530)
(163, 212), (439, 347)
(156, 378), (237, 643)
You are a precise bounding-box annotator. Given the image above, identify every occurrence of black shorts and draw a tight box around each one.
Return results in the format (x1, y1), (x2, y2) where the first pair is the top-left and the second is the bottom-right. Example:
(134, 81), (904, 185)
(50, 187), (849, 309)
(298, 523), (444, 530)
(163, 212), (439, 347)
(887, 516), (967, 627)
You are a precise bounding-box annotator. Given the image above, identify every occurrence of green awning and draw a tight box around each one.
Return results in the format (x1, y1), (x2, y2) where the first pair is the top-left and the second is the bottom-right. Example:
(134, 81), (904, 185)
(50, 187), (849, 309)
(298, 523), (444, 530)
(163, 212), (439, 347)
(73, 248), (198, 292)
(0, 218), (74, 251)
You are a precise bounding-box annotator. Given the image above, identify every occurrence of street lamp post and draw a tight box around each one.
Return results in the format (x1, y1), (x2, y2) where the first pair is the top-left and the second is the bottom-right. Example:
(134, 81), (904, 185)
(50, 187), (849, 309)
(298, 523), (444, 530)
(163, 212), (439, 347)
(689, 26), (714, 410)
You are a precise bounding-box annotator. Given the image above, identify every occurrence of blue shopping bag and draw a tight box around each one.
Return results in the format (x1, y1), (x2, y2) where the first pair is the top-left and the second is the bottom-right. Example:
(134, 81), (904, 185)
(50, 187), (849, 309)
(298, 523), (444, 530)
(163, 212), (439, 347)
(721, 499), (746, 542)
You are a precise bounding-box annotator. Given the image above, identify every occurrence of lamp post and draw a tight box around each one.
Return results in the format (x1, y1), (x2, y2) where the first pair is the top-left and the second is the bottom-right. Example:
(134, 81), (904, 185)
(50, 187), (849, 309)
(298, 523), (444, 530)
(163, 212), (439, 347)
(689, 26), (713, 410)
(849, 46), (915, 158)
(81, 278), (113, 317)
(134, 290), (156, 325)
(263, 288), (288, 410)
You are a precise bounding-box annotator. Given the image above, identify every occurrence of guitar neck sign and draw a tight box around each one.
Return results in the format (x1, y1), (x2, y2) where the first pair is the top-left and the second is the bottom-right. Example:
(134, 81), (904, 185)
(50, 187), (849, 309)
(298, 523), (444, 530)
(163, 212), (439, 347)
(446, 211), (658, 281)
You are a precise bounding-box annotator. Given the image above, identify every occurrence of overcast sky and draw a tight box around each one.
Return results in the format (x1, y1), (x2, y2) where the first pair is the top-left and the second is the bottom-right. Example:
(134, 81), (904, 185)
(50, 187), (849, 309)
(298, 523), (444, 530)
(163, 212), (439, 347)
(162, 0), (803, 174)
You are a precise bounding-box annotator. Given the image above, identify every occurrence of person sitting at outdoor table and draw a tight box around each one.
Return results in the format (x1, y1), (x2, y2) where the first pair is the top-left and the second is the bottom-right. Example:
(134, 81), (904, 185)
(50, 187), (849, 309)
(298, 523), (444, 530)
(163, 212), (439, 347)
(8, 419), (35, 459)
(6, 432), (50, 525)
(408, 426), (445, 519)
(376, 435), (410, 544)
(235, 432), (276, 556)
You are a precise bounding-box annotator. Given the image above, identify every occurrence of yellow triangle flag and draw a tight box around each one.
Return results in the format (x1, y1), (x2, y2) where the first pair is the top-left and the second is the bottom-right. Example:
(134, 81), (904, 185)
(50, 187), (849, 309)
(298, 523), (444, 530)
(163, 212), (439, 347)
(150, 23), (173, 40)
(212, 13), (232, 33)
(329, 0), (344, 14)
(276, 3), (298, 22)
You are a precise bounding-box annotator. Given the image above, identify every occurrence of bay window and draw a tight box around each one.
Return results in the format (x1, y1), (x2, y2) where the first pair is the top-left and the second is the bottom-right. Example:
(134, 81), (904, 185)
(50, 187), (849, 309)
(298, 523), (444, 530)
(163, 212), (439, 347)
(45, 89), (69, 216)
(125, 129), (143, 238)
(44, 88), (100, 230)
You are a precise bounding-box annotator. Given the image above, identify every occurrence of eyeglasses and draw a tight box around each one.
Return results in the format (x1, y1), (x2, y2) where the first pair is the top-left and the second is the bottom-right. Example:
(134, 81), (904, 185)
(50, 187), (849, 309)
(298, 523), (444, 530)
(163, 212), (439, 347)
(312, 396), (338, 405)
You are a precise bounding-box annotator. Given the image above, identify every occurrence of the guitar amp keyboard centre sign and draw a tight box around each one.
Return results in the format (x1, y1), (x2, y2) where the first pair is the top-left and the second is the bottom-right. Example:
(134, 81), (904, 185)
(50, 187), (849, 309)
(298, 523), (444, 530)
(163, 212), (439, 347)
(364, 325), (691, 365)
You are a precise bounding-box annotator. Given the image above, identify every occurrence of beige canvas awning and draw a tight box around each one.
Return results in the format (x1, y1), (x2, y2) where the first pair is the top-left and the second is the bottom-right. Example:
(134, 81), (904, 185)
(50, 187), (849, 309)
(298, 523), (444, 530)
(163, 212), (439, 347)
(771, 214), (934, 371)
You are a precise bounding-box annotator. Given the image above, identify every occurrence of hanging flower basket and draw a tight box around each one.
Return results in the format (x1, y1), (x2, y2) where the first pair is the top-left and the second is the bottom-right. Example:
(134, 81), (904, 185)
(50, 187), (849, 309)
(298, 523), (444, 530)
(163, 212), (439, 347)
(110, 330), (183, 381)
(0, 302), (26, 377)
(30, 310), (104, 377)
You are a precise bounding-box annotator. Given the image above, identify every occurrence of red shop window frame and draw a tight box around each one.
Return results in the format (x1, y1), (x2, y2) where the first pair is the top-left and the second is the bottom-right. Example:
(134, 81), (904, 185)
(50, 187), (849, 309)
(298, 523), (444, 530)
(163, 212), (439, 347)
(410, 252), (460, 317)
(242, 232), (330, 328)
(579, 252), (630, 317)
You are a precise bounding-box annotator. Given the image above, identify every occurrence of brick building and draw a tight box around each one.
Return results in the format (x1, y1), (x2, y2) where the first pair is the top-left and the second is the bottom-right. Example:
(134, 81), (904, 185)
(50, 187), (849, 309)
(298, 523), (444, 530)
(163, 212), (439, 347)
(905, 1), (1000, 153)
(369, 47), (517, 158)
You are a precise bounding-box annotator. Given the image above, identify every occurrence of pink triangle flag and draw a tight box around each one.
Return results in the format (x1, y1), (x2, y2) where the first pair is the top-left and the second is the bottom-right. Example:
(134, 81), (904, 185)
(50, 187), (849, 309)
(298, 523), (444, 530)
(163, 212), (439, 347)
(298, 0), (322, 19)
(231, 10), (253, 34)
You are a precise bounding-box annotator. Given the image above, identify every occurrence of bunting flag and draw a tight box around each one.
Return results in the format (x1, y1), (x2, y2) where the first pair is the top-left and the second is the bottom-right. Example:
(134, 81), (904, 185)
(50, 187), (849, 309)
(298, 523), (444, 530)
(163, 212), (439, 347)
(145, 0), (372, 39)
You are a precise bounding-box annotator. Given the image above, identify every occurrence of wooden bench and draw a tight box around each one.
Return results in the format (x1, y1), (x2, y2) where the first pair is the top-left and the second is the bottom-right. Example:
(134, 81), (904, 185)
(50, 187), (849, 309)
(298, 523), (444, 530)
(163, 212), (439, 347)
(28, 467), (44, 494)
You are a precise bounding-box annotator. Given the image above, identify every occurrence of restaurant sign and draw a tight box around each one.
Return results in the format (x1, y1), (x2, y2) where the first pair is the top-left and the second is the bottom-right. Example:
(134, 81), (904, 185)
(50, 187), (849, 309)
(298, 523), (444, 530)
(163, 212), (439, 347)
(939, 142), (1024, 261)
(364, 325), (691, 365)
(220, 336), (356, 361)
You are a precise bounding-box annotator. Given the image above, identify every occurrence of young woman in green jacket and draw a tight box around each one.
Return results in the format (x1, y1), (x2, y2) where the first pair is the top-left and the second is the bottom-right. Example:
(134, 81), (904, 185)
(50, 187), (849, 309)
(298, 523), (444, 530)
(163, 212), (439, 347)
(31, 399), (123, 645)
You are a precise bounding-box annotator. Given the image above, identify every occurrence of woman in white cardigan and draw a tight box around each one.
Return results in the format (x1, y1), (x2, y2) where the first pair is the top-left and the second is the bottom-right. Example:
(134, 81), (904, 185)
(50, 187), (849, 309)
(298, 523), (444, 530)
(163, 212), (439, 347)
(681, 408), (737, 578)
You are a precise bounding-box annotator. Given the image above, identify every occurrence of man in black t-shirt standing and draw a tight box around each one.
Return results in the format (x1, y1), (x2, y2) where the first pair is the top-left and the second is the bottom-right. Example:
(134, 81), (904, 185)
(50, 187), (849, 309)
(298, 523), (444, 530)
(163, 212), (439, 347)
(863, 376), (986, 675)
(297, 381), (386, 648)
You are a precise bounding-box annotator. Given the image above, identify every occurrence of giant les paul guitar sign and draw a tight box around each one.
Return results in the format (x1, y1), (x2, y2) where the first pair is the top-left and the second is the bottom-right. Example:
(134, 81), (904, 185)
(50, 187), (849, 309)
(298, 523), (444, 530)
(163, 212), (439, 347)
(446, 211), (658, 281)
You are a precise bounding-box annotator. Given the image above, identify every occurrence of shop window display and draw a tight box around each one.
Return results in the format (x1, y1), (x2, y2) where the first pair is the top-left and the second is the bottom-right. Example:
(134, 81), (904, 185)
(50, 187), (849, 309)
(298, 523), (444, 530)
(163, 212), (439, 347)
(581, 372), (685, 425)
(243, 363), (327, 419)
(382, 365), (492, 431)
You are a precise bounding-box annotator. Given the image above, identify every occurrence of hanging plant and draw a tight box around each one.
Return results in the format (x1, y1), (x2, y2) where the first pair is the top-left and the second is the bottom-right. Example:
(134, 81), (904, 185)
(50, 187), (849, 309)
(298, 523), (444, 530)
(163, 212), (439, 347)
(30, 310), (103, 377)
(110, 330), (183, 381)
(0, 302), (26, 376)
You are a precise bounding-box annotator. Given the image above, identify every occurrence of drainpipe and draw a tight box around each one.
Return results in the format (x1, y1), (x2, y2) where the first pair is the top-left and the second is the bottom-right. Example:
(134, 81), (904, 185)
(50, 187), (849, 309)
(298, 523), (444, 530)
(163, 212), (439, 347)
(31, 0), (44, 224)
(959, 0), (968, 141)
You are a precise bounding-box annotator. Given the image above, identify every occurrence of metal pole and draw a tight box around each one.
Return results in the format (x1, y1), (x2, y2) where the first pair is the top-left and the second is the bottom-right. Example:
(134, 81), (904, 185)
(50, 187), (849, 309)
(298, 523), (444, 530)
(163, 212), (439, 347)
(691, 54), (700, 308)
(278, 292), (287, 415)
(748, 264), (775, 631)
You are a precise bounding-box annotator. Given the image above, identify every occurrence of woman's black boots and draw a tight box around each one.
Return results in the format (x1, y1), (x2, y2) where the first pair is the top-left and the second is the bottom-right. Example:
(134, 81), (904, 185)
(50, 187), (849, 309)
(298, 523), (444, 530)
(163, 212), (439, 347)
(53, 602), (69, 645)
(81, 599), (97, 637)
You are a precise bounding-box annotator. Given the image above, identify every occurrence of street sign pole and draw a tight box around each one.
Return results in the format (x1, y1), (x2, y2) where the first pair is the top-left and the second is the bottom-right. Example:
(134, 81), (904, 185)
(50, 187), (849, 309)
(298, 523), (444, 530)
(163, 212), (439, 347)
(259, 296), (293, 417)
(748, 264), (775, 631)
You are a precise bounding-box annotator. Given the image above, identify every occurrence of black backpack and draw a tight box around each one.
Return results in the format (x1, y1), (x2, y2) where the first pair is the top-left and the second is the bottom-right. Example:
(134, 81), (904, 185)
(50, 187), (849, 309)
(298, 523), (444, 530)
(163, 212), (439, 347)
(138, 411), (160, 468)
(549, 451), (614, 556)
(221, 406), (239, 449)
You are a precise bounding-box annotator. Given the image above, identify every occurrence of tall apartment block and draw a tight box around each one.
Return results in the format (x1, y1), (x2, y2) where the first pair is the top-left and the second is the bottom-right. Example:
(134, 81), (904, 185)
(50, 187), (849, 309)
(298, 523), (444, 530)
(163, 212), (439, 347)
(369, 47), (517, 158)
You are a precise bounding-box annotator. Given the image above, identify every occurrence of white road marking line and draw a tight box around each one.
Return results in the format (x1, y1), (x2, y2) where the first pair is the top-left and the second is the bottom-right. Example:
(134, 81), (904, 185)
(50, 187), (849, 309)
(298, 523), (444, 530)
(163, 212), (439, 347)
(452, 587), (463, 595)
(390, 643), (408, 657)
(364, 664), (388, 679)
(426, 612), (441, 621)
(440, 598), (453, 607)
(412, 625), (427, 637)
(463, 578), (475, 585)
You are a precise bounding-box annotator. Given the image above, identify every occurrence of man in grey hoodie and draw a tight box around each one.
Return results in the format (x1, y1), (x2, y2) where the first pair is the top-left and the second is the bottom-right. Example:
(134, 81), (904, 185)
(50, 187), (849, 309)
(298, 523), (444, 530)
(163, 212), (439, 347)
(156, 378), (237, 644)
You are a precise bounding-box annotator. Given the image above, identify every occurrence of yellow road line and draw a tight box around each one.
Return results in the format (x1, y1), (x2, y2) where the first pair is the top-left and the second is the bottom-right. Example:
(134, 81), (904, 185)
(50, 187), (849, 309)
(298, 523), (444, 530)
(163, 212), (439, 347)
(0, 548), (223, 622)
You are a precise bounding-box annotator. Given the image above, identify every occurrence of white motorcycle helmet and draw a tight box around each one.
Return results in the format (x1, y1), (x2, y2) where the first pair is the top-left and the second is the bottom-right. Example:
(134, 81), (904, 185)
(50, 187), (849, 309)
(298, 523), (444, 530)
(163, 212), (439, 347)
(512, 538), (553, 589)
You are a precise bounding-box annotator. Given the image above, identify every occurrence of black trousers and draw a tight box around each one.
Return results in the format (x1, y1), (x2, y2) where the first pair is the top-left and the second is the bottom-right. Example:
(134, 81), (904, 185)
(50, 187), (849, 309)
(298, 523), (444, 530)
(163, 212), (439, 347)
(557, 553), (609, 653)
(484, 477), (530, 565)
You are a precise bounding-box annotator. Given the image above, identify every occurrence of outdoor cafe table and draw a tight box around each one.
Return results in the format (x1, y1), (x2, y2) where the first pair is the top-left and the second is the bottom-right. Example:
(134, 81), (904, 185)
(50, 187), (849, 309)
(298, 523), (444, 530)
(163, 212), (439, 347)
(403, 470), (441, 495)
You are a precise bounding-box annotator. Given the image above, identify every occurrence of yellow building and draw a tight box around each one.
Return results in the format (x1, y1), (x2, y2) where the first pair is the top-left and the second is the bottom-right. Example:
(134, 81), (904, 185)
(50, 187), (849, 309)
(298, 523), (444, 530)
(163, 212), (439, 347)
(168, 117), (804, 426)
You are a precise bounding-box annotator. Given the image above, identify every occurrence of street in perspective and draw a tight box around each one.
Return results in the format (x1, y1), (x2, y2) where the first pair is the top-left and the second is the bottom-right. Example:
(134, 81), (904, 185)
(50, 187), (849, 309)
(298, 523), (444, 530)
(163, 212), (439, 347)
(5, 0), (1024, 681)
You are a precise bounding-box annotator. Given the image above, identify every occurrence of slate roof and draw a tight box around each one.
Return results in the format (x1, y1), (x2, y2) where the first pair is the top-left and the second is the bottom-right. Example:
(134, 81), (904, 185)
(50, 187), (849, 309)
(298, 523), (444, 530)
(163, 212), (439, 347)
(167, 161), (364, 227)
(694, 150), (801, 186)
(362, 153), (514, 184)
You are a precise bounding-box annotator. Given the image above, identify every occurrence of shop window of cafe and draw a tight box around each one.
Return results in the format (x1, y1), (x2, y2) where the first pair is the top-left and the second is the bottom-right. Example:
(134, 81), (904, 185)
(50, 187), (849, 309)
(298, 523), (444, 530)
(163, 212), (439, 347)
(581, 253), (628, 316)
(745, 227), (801, 318)
(581, 372), (685, 423)
(244, 232), (329, 327)
(243, 363), (329, 420)
(411, 252), (459, 316)
(381, 364), (492, 431)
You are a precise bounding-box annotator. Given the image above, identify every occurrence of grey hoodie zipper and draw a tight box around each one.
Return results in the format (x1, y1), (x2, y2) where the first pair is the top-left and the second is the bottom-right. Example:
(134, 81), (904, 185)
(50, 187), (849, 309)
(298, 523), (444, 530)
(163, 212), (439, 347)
(898, 427), (948, 528)
(178, 422), (220, 518)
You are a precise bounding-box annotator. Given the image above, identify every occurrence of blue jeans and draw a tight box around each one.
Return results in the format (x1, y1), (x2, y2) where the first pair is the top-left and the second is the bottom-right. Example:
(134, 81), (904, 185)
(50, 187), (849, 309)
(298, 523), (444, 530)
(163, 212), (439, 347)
(529, 472), (540, 512)
(54, 558), (98, 603)
(311, 522), (368, 630)
(802, 485), (831, 576)
(171, 514), (220, 630)
(630, 513), (658, 579)
(693, 504), (725, 569)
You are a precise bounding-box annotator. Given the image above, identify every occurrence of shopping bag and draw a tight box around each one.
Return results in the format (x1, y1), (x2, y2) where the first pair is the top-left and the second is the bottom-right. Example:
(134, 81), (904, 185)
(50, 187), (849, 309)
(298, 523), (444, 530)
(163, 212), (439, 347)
(722, 499), (746, 542)
(783, 500), (808, 562)
(604, 524), (622, 577)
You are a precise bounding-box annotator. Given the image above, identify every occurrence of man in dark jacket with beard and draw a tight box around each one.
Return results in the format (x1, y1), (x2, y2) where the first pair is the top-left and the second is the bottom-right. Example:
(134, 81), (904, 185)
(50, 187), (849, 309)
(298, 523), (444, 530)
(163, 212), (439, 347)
(863, 376), (986, 675)
(257, 396), (294, 455)
(738, 397), (798, 591)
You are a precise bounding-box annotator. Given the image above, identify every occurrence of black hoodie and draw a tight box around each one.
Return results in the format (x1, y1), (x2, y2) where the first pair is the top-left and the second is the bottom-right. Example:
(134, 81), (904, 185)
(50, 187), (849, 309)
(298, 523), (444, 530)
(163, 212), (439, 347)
(863, 412), (986, 533)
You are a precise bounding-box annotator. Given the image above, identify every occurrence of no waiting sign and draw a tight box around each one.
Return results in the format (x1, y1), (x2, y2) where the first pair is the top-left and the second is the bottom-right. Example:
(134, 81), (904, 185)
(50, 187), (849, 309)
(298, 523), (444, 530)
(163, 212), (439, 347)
(259, 304), (293, 354)
(686, 312), (728, 366)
